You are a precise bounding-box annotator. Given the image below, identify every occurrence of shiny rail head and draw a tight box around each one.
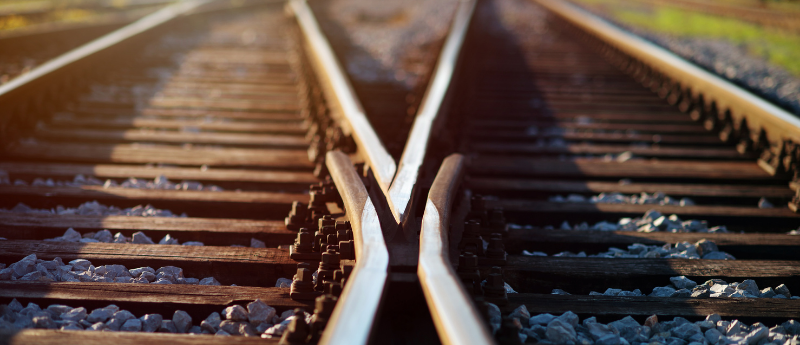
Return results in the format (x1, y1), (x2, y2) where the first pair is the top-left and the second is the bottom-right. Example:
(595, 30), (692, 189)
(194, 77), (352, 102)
(288, 0), (397, 199)
(388, 0), (476, 228)
(320, 150), (389, 345)
(534, 0), (800, 145)
(418, 154), (494, 345)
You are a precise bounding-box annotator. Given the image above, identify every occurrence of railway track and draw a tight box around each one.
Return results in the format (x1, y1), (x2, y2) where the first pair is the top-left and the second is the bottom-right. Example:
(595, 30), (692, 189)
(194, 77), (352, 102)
(1, 0), (799, 344)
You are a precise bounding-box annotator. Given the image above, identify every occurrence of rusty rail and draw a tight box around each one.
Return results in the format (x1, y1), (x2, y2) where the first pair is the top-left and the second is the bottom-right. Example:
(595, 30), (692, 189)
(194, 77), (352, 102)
(418, 154), (494, 345)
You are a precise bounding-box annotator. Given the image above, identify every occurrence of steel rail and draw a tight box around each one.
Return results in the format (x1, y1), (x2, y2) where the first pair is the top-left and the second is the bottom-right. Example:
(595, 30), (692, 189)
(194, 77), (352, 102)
(419, 154), (494, 345)
(319, 150), (389, 345)
(0, 0), (211, 102)
(388, 0), (477, 227)
(535, 0), (800, 145)
(289, 0), (397, 199)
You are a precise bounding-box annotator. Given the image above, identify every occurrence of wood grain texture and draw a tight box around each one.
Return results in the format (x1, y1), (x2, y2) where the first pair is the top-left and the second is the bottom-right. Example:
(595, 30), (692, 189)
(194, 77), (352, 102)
(496, 256), (800, 294)
(489, 200), (800, 218)
(0, 329), (280, 345)
(48, 117), (306, 134)
(0, 213), (294, 246)
(0, 185), (306, 219)
(504, 294), (800, 321)
(35, 127), (308, 148)
(468, 157), (772, 180)
(468, 178), (793, 198)
(0, 162), (317, 187)
(504, 228), (800, 260)
(4, 143), (313, 169)
(0, 281), (309, 314)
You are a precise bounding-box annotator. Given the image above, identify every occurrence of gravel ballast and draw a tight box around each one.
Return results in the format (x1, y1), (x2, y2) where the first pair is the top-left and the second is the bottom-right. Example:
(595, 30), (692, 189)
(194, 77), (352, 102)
(550, 276), (799, 299)
(0, 171), (222, 192)
(523, 239), (736, 260)
(0, 298), (308, 337)
(1, 201), (185, 218)
(494, 306), (800, 345)
(0, 254), (220, 285)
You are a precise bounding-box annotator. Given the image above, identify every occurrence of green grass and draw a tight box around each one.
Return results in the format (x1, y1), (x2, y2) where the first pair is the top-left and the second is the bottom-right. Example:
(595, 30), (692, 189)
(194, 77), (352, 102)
(572, 0), (800, 75)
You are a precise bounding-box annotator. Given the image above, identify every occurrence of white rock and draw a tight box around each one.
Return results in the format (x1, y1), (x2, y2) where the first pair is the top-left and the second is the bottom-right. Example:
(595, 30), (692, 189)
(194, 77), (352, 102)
(223, 305), (248, 322)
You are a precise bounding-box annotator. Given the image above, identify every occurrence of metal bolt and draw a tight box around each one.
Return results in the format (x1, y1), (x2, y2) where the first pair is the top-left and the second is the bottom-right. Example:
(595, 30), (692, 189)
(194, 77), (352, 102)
(484, 266), (508, 305)
(486, 233), (506, 259)
(320, 248), (340, 270)
(285, 201), (308, 231)
(338, 240), (355, 260)
(309, 295), (338, 342)
(279, 308), (310, 345)
(294, 228), (314, 253)
(292, 268), (315, 293)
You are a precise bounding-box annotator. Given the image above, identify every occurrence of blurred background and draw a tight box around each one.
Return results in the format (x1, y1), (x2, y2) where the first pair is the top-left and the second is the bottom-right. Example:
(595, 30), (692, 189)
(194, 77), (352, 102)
(0, 0), (797, 114)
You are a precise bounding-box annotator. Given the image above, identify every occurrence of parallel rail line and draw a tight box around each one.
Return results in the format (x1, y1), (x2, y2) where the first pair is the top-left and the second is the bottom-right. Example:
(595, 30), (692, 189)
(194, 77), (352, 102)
(1, 0), (800, 344)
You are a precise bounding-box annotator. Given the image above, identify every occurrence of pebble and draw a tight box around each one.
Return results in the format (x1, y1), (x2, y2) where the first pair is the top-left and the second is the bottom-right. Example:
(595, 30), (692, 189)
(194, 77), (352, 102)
(200, 277), (221, 286)
(524, 239), (735, 260)
(315, 0), (459, 90)
(549, 192), (695, 206)
(141, 314), (163, 332)
(0, 256), (216, 286)
(554, 276), (798, 300)
(524, 209), (731, 233)
(275, 278), (292, 288)
(173, 310), (192, 333)
(507, 309), (800, 345)
(44, 228), (250, 247)
(246, 299), (276, 325)
(121, 319), (143, 332)
(0, 174), (223, 191)
(223, 305), (248, 322)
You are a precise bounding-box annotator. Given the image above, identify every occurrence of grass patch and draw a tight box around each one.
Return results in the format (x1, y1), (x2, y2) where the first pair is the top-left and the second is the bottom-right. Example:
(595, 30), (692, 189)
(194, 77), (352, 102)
(572, 0), (800, 75)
